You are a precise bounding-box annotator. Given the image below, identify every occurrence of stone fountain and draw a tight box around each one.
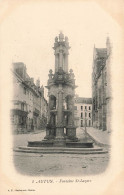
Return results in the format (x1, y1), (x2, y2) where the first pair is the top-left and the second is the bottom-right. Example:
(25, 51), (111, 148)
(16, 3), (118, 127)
(15, 33), (108, 154)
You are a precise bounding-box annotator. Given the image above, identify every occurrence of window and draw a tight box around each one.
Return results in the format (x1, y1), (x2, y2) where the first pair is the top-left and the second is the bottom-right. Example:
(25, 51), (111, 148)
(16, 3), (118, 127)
(10, 115), (14, 124)
(21, 103), (24, 111)
(85, 112), (87, 117)
(24, 87), (26, 94)
(89, 106), (91, 110)
(89, 120), (91, 126)
(19, 116), (22, 124)
(81, 120), (83, 127)
(81, 106), (83, 110)
(104, 72), (107, 86)
(81, 112), (83, 118)
(89, 113), (91, 117)
(85, 106), (87, 110)
(28, 105), (30, 112)
(74, 106), (77, 110)
(99, 88), (102, 106)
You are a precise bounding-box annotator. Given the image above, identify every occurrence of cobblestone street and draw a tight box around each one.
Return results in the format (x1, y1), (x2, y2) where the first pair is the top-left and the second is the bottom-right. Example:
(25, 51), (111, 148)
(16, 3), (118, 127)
(13, 128), (110, 176)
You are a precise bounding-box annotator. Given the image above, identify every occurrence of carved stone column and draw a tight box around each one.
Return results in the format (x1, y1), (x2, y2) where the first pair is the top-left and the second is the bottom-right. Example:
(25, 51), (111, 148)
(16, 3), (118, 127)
(55, 53), (59, 72)
(59, 50), (63, 69)
(64, 54), (68, 72)
(55, 84), (64, 139)
(45, 95), (56, 139)
(66, 96), (76, 140)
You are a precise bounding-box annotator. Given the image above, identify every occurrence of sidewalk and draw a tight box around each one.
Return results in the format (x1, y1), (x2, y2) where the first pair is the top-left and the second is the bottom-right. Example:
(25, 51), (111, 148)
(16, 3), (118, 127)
(32, 129), (46, 134)
(86, 127), (111, 146)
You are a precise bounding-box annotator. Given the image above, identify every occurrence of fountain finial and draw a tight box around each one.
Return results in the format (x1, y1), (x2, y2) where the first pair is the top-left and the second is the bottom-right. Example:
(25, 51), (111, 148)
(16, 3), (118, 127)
(59, 31), (64, 42)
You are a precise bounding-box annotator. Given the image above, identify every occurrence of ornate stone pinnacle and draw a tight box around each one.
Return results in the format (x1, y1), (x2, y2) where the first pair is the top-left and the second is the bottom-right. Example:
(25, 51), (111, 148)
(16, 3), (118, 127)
(59, 31), (64, 42)
(55, 36), (58, 42)
(69, 69), (73, 73)
(49, 69), (53, 74)
(65, 36), (68, 42)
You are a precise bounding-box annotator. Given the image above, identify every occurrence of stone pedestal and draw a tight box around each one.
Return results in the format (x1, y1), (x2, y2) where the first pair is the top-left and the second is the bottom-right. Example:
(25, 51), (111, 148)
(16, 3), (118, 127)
(66, 126), (76, 139)
(55, 126), (64, 139)
(44, 125), (55, 140)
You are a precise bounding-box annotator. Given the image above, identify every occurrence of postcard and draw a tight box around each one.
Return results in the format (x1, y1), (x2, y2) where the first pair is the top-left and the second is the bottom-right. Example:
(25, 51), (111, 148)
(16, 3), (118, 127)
(0, 0), (124, 195)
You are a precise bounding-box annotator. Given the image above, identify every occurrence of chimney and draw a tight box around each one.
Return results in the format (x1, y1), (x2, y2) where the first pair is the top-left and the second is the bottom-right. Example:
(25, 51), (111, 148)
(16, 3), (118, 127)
(41, 85), (44, 97)
(30, 78), (34, 85)
(13, 62), (26, 80)
(36, 78), (40, 87)
(106, 37), (111, 56)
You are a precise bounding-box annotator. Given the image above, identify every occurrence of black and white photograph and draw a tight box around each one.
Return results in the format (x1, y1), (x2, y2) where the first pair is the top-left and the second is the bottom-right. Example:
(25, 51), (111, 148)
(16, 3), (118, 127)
(0, 0), (124, 195)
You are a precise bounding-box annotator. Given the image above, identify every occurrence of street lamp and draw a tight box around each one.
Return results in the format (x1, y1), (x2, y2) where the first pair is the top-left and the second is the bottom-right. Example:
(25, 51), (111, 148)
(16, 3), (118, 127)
(84, 109), (87, 133)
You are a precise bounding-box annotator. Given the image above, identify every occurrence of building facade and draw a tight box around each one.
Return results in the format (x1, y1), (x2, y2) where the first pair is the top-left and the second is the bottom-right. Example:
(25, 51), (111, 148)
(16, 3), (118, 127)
(11, 62), (48, 133)
(92, 37), (111, 132)
(74, 97), (92, 127)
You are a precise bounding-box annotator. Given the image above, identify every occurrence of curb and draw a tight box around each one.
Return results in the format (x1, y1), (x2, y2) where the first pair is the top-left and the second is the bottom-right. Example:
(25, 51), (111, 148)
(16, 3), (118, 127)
(86, 132), (110, 148)
(14, 146), (108, 155)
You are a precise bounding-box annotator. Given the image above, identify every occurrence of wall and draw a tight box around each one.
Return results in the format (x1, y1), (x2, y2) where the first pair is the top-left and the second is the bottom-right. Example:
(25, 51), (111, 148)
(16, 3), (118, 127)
(74, 103), (92, 127)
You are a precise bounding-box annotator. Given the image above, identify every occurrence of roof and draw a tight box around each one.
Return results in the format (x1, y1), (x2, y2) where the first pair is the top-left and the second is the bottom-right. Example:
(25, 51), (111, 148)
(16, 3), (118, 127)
(75, 97), (92, 104)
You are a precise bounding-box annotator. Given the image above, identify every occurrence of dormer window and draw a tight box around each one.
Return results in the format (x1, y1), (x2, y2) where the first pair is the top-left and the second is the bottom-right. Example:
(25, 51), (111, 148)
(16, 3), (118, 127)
(24, 87), (26, 94)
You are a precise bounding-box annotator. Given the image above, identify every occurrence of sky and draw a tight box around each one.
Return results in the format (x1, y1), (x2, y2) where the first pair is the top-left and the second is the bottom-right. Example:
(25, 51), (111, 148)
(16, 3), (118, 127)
(0, 1), (121, 99)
